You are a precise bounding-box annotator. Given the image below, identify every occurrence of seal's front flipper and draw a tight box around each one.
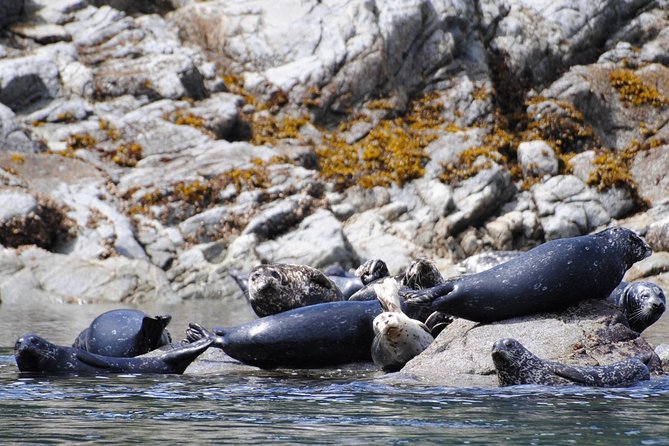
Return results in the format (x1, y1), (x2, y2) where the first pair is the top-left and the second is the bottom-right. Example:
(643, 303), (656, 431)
(186, 323), (226, 349)
(400, 283), (455, 307)
(75, 350), (113, 369)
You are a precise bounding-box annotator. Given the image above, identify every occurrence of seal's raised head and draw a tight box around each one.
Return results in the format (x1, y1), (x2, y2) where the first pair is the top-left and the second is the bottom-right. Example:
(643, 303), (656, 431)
(598, 227), (652, 266)
(15, 334), (61, 373)
(621, 282), (666, 333)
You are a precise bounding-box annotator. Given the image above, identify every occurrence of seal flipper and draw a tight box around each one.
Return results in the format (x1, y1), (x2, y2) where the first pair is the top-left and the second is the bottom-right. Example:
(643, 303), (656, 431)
(186, 323), (225, 349)
(400, 282), (455, 307)
(140, 315), (172, 350)
(75, 350), (113, 369)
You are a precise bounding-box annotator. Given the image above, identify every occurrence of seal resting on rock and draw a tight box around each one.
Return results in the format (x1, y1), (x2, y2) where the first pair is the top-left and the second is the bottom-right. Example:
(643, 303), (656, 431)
(371, 278), (433, 372)
(401, 227), (652, 322)
(73, 309), (172, 357)
(15, 325), (217, 375)
(492, 338), (652, 387)
(347, 259), (392, 301)
(247, 263), (344, 317)
(607, 281), (666, 333)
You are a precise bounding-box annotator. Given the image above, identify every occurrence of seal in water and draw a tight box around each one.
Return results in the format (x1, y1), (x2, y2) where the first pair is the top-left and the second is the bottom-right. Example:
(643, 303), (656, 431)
(607, 281), (666, 333)
(73, 309), (172, 357)
(15, 325), (217, 375)
(491, 338), (652, 387)
(247, 263), (344, 317)
(401, 227), (652, 322)
(371, 278), (433, 372)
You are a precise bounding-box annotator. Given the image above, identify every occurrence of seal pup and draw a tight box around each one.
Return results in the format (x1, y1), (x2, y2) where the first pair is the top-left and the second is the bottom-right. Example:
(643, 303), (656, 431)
(401, 227), (652, 322)
(491, 338), (652, 387)
(247, 263), (344, 317)
(607, 281), (666, 333)
(73, 309), (172, 357)
(371, 278), (434, 372)
(15, 325), (217, 375)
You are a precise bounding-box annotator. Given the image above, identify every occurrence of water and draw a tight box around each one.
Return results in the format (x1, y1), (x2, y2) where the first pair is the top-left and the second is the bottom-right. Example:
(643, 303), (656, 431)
(1, 299), (668, 444)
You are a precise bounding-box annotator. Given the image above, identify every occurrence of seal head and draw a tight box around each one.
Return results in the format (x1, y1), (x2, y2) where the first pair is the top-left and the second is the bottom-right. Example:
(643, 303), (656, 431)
(608, 281), (666, 333)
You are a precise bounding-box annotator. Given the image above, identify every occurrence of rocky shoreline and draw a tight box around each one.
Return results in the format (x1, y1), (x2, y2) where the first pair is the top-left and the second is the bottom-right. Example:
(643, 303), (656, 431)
(1, 0), (669, 385)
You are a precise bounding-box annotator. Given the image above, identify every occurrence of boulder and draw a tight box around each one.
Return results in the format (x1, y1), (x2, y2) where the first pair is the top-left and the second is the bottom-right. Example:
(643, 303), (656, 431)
(398, 299), (661, 387)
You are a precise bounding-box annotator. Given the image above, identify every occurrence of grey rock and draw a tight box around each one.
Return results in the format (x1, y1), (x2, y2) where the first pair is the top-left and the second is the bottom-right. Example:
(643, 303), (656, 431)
(0, 0), (24, 29)
(398, 299), (659, 387)
(645, 218), (669, 253)
(631, 145), (669, 207)
(517, 140), (558, 179)
(10, 23), (72, 44)
(0, 52), (61, 111)
(255, 209), (358, 269)
(532, 175), (610, 240)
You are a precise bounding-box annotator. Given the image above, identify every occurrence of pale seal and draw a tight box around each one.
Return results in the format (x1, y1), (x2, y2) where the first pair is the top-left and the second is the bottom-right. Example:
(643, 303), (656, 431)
(401, 227), (652, 322)
(15, 325), (217, 375)
(371, 278), (433, 372)
(607, 281), (666, 333)
(491, 338), (651, 387)
(247, 263), (344, 317)
(73, 309), (172, 357)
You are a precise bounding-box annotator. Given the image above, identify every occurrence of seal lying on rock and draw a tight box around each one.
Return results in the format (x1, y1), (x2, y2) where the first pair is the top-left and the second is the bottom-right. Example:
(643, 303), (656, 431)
(607, 281), (666, 333)
(401, 227), (651, 322)
(322, 265), (364, 298)
(246, 263), (344, 317)
(371, 279), (433, 372)
(15, 325), (216, 375)
(492, 338), (652, 387)
(73, 309), (172, 357)
(347, 259), (392, 301)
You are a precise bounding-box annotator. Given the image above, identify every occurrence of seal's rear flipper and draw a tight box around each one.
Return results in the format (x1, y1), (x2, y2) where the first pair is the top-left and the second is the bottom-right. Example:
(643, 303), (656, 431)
(141, 315), (172, 350)
(400, 283), (454, 307)
(229, 270), (250, 297)
(75, 350), (113, 369)
(186, 323), (226, 349)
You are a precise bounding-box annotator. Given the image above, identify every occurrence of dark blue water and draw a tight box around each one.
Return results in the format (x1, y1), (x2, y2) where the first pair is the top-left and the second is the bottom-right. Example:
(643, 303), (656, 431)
(1, 300), (668, 444)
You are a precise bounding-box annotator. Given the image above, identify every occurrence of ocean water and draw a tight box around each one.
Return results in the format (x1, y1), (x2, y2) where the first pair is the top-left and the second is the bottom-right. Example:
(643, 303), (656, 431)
(0, 299), (667, 444)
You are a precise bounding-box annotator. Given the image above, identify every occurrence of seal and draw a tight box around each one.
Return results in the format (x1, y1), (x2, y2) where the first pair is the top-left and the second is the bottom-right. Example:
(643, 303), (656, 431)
(607, 281), (666, 333)
(247, 263), (344, 317)
(322, 265), (364, 299)
(347, 259), (391, 301)
(72, 309), (172, 357)
(15, 325), (217, 375)
(491, 338), (652, 387)
(371, 278), (433, 372)
(187, 300), (387, 369)
(401, 227), (652, 322)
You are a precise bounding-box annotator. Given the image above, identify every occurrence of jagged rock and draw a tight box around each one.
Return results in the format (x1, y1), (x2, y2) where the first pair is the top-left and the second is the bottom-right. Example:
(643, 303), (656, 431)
(631, 145), (669, 207)
(446, 164), (516, 234)
(255, 208), (358, 268)
(0, 103), (44, 153)
(398, 299), (660, 387)
(517, 140), (558, 179)
(532, 175), (610, 239)
(0, 246), (178, 304)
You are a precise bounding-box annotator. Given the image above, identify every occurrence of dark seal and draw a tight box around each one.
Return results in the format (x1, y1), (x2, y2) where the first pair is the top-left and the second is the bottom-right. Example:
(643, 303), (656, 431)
(247, 263), (344, 317)
(402, 227), (652, 322)
(188, 300), (386, 369)
(607, 281), (666, 333)
(15, 325), (217, 375)
(491, 338), (651, 387)
(73, 309), (172, 357)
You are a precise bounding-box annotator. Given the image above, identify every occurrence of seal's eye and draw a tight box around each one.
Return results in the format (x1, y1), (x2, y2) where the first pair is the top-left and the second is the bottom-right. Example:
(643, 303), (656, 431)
(503, 339), (513, 348)
(270, 271), (281, 280)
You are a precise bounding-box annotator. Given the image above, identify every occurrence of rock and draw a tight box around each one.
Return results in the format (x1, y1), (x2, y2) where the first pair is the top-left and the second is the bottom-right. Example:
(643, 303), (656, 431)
(517, 140), (558, 179)
(532, 175), (610, 239)
(447, 164), (516, 234)
(0, 0), (24, 29)
(0, 52), (61, 111)
(10, 23), (72, 44)
(631, 145), (669, 207)
(0, 246), (178, 304)
(255, 208), (358, 269)
(624, 252), (669, 282)
(398, 299), (660, 387)
(646, 217), (669, 252)
(656, 344), (669, 371)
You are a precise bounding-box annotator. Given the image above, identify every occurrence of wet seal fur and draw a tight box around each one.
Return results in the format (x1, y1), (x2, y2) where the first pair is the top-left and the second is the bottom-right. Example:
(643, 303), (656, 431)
(371, 278), (433, 372)
(15, 325), (217, 375)
(247, 263), (343, 317)
(73, 309), (172, 357)
(401, 227), (652, 322)
(607, 281), (666, 333)
(492, 338), (651, 387)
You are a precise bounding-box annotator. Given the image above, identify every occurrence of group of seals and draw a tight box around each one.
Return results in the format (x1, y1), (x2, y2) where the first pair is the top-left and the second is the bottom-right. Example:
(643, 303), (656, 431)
(15, 324), (217, 375)
(401, 227), (652, 323)
(491, 338), (651, 387)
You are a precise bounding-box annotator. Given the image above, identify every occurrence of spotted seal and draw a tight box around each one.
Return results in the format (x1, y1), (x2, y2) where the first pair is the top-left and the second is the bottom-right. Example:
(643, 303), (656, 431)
(73, 309), (172, 357)
(491, 338), (652, 387)
(246, 263), (344, 317)
(371, 278), (433, 372)
(401, 227), (652, 322)
(607, 281), (666, 333)
(15, 325), (217, 375)
(347, 259), (392, 301)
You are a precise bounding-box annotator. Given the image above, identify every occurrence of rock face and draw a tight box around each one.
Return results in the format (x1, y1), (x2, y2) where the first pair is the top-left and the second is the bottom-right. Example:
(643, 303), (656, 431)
(399, 300), (661, 387)
(0, 0), (668, 312)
